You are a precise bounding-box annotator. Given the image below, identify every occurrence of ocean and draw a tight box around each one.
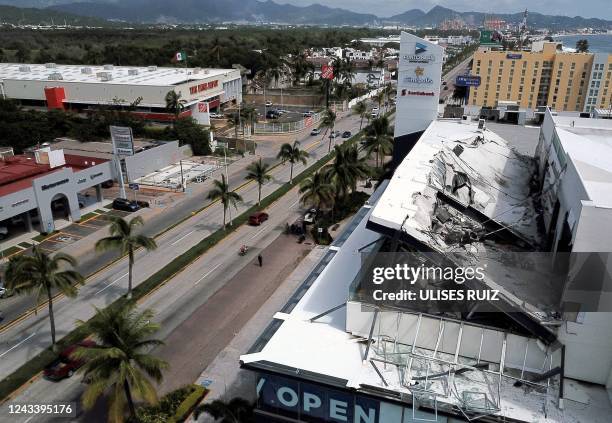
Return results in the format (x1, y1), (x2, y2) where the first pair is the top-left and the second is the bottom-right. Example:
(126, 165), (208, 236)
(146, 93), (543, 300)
(553, 33), (612, 53)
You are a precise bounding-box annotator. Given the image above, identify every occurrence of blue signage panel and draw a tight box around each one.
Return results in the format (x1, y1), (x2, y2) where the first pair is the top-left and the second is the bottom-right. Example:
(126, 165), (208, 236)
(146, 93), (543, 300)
(456, 75), (481, 87)
(257, 374), (380, 422)
(128, 183), (139, 191)
(506, 53), (523, 60)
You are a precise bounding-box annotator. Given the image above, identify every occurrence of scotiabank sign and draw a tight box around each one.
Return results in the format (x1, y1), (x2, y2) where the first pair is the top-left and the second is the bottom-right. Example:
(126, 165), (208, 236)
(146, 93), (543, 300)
(257, 374), (379, 422)
(189, 79), (219, 95)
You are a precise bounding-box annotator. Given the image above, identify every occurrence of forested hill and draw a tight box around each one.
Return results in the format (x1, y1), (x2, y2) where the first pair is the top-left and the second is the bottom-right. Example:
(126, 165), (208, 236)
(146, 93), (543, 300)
(0, 4), (110, 26)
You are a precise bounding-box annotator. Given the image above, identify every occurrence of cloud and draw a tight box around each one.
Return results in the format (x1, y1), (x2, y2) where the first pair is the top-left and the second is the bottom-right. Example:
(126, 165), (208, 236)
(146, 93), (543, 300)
(275, 0), (612, 20)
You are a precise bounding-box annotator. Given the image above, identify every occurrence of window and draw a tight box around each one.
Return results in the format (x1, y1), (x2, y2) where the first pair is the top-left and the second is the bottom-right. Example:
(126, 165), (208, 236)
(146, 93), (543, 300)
(559, 62), (564, 69)
(535, 61), (539, 68)
(499, 69), (503, 75)
(499, 60), (504, 67)
(498, 76), (502, 83)
(522, 61), (527, 68)
(477, 60), (481, 67)
(571, 62), (576, 70)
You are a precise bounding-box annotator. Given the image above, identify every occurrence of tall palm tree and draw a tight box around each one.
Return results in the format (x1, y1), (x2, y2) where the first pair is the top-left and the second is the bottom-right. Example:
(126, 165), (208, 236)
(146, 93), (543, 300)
(353, 100), (368, 130)
(376, 90), (385, 112)
(299, 171), (334, 213)
(227, 112), (242, 139)
(208, 174), (243, 229)
(364, 116), (394, 168)
(325, 144), (370, 200)
(164, 91), (184, 119)
(95, 216), (157, 299)
(267, 67), (283, 88)
(195, 398), (255, 423)
(245, 158), (271, 205)
(5, 247), (84, 345)
(240, 105), (259, 134)
(210, 37), (223, 65)
(74, 304), (168, 422)
(319, 109), (337, 152)
(277, 141), (309, 184)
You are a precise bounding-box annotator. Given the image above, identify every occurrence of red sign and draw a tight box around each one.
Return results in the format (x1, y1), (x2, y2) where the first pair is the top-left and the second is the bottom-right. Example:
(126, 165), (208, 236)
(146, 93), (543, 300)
(321, 65), (334, 80)
(198, 102), (208, 113)
(189, 80), (219, 95)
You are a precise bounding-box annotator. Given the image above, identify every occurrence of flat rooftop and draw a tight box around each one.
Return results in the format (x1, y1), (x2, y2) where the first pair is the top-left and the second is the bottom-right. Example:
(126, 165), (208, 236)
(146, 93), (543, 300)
(0, 153), (106, 197)
(551, 114), (612, 209)
(0, 63), (236, 86)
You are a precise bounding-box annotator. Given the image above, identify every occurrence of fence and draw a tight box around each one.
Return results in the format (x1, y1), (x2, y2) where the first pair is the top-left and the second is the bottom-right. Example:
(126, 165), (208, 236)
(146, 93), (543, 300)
(252, 101), (348, 135)
(348, 86), (387, 109)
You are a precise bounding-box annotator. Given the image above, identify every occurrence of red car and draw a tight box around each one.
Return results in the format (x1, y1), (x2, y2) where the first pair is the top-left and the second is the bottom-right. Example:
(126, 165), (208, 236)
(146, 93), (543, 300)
(248, 212), (269, 226)
(43, 340), (96, 381)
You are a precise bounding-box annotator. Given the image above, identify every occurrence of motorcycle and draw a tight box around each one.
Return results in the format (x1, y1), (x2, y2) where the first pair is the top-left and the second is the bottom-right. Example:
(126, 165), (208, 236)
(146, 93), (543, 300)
(239, 245), (249, 256)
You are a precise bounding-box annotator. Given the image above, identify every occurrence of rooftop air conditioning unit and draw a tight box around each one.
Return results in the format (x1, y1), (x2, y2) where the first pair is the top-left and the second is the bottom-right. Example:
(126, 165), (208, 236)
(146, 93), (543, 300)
(48, 72), (63, 80)
(128, 69), (139, 76)
(193, 67), (201, 74)
(203, 70), (209, 75)
(147, 66), (157, 72)
(81, 67), (93, 74)
(103, 64), (114, 70)
(478, 118), (486, 130)
(97, 72), (113, 81)
(45, 63), (57, 69)
(18, 65), (31, 72)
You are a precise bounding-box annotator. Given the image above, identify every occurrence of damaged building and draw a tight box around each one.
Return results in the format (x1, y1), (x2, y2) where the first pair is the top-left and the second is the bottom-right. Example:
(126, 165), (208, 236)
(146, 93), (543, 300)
(240, 112), (612, 422)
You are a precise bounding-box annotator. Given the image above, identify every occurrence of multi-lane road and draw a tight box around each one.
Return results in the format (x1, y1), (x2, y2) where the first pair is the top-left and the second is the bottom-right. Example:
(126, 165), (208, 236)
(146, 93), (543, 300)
(0, 110), (365, 395)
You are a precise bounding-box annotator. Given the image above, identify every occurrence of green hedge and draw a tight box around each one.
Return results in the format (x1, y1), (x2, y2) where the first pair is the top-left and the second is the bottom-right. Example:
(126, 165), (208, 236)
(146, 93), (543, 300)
(170, 385), (207, 423)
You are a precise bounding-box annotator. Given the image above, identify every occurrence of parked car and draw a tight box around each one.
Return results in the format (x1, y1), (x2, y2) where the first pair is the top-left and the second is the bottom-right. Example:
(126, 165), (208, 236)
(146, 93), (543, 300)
(101, 180), (114, 188)
(371, 111), (379, 118)
(372, 107), (379, 113)
(0, 226), (6, 240)
(248, 212), (269, 226)
(342, 131), (352, 138)
(330, 130), (341, 138)
(43, 340), (97, 381)
(136, 200), (150, 209)
(0, 283), (14, 299)
(266, 110), (280, 119)
(265, 101), (273, 106)
(310, 128), (321, 136)
(112, 198), (140, 212)
(209, 113), (224, 119)
(303, 209), (318, 224)
(442, 81), (447, 86)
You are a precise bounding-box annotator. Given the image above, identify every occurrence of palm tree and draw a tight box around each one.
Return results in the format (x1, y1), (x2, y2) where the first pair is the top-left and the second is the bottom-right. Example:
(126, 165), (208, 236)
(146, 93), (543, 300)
(353, 100), (368, 130)
(299, 171), (334, 213)
(375, 90), (385, 111)
(5, 247), (84, 345)
(240, 105), (259, 134)
(319, 109), (337, 152)
(364, 116), (393, 168)
(267, 67), (283, 88)
(325, 144), (370, 200)
(208, 174), (243, 229)
(164, 90), (185, 125)
(575, 39), (589, 53)
(245, 158), (271, 205)
(210, 37), (223, 65)
(227, 112), (242, 139)
(74, 304), (168, 422)
(95, 216), (157, 299)
(277, 140), (309, 184)
(195, 398), (255, 423)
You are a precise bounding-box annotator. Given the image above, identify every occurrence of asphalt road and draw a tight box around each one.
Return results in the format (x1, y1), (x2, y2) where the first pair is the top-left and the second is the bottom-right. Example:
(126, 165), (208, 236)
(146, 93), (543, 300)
(0, 110), (364, 384)
(0, 107), (363, 325)
(440, 55), (474, 102)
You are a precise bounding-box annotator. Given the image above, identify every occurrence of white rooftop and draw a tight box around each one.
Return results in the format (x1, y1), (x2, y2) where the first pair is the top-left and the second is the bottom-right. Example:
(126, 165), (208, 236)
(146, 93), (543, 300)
(551, 114), (612, 209)
(369, 119), (540, 251)
(0, 63), (234, 86)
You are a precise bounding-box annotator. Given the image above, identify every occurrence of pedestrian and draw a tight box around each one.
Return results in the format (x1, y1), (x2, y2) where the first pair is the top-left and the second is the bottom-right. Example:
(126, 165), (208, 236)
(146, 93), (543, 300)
(258, 254), (263, 267)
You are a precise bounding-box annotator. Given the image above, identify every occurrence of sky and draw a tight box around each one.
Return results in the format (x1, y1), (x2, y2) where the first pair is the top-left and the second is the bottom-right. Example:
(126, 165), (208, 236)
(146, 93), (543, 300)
(276, 0), (612, 20)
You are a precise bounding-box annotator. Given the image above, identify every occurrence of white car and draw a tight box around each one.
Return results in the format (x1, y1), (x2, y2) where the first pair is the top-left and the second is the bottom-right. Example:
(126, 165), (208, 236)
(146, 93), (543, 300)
(372, 107), (379, 113)
(265, 101), (273, 106)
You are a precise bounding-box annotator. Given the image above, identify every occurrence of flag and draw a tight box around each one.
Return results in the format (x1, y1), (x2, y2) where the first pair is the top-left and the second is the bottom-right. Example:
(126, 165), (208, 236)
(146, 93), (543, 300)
(173, 51), (187, 62)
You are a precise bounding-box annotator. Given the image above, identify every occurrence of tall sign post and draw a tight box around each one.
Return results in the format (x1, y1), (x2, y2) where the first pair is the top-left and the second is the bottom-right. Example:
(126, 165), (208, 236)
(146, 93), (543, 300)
(394, 33), (444, 163)
(321, 64), (334, 109)
(110, 125), (135, 200)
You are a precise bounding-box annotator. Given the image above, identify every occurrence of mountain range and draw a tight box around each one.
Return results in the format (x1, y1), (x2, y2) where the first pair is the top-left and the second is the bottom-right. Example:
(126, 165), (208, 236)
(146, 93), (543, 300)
(0, 1), (610, 28)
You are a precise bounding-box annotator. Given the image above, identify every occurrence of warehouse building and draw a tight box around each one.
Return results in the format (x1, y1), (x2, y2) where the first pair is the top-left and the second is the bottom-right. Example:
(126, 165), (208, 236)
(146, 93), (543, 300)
(468, 43), (612, 114)
(0, 63), (242, 124)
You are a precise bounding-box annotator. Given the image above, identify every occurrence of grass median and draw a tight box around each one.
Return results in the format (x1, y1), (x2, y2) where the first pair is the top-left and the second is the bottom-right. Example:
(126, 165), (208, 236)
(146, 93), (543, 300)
(0, 126), (365, 403)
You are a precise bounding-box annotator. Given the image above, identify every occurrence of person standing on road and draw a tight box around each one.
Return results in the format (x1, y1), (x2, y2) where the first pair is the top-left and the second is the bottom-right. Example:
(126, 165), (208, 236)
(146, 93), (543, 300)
(258, 254), (263, 267)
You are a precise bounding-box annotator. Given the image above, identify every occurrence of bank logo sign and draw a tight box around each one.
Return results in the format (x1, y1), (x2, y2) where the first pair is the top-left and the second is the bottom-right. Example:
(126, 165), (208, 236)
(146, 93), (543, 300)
(415, 42), (427, 54)
(403, 66), (434, 85)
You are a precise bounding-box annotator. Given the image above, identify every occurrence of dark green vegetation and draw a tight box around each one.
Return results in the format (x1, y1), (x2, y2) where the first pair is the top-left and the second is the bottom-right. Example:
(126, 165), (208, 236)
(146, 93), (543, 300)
(130, 384), (207, 423)
(0, 98), (210, 154)
(0, 5), (111, 26)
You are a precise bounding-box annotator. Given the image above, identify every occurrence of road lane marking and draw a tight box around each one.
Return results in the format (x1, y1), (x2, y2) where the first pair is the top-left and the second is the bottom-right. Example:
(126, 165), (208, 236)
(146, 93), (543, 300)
(289, 199), (300, 209)
(194, 263), (222, 285)
(95, 272), (128, 295)
(249, 226), (267, 240)
(0, 332), (37, 358)
(171, 230), (195, 246)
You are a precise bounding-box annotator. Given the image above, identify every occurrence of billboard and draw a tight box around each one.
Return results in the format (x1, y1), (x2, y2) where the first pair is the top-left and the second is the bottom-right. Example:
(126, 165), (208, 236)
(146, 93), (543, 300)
(395, 32), (444, 141)
(456, 75), (482, 87)
(110, 126), (134, 156)
(192, 101), (211, 126)
(321, 65), (334, 80)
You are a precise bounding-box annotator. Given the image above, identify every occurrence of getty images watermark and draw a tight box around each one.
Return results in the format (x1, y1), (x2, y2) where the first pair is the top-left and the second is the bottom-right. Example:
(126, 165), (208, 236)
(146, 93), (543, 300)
(353, 252), (612, 314)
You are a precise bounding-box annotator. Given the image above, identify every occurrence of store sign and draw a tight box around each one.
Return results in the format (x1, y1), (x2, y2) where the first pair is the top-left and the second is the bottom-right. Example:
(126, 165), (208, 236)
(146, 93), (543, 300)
(110, 126), (134, 156)
(189, 80), (219, 95)
(506, 53), (523, 60)
(41, 178), (69, 191)
(401, 41), (436, 64)
(403, 66), (434, 85)
(257, 374), (379, 423)
(456, 75), (482, 87)
(321, 65), (334, 80)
